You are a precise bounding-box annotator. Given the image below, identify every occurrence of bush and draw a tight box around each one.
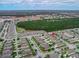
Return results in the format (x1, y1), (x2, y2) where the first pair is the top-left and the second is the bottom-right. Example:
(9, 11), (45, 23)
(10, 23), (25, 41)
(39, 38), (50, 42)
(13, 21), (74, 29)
(11, 52), (17, 58)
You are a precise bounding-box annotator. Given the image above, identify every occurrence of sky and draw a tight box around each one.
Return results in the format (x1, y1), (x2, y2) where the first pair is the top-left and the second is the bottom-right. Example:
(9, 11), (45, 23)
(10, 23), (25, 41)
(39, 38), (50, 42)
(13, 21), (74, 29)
(0, 0), (79, 10)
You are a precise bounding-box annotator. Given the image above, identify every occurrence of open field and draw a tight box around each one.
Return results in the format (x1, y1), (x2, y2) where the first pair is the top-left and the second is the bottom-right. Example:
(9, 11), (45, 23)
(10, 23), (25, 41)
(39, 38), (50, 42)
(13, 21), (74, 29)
(16, 27), (26, 33)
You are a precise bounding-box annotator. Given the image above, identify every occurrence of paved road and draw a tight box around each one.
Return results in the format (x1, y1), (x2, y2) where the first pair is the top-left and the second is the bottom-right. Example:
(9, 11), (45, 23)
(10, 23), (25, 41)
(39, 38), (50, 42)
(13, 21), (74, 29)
(12, 20), (19, 57)
(0, 22), (9, 39)
(5, 21), (16, 40)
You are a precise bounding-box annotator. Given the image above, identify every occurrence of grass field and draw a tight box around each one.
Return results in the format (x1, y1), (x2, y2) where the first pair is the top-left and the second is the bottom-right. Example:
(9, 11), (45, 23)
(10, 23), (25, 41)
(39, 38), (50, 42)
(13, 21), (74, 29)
(16, 18), (79, 32)
(16, 27), (26, 32)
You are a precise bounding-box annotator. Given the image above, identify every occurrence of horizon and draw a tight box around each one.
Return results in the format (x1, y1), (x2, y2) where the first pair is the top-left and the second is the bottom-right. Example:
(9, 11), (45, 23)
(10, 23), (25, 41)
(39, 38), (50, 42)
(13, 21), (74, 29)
(0, 0), (79, 10)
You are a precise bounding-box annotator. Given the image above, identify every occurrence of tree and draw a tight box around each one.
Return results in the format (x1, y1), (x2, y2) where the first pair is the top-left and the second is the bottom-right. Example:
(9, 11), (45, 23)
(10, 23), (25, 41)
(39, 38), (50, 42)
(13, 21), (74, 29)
(17, 38), (20, 40)
(45, 54), (50, 58)
(0, 38), (4, 41)
(48, 48), (51, 52)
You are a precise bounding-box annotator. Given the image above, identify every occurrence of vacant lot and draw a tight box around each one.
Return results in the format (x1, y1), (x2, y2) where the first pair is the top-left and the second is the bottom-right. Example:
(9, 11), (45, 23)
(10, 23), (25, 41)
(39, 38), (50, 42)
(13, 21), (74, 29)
(16, 18), (79, 32)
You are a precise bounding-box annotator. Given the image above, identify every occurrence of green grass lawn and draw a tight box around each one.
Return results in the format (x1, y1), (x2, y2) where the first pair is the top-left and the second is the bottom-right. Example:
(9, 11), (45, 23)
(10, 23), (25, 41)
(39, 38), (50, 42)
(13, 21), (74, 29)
(16, 27), (26, 32)
(16, 18), (79, 32)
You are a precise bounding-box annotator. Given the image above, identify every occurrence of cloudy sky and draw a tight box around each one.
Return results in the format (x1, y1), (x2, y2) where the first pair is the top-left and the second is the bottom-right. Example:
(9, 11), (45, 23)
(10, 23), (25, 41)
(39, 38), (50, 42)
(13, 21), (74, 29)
(0, 0), (79, 10)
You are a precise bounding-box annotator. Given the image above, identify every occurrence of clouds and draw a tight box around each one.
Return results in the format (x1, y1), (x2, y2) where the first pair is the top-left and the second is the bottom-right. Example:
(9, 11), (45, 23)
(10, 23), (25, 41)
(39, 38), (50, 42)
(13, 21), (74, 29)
(0, 0), (79, 4)
(0, 0), (79, 10)
(0, 0), (23, 4)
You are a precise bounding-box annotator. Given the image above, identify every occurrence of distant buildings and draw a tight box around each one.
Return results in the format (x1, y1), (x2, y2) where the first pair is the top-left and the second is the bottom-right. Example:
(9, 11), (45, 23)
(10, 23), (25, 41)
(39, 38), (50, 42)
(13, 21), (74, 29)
(0, 13), (78, 22)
